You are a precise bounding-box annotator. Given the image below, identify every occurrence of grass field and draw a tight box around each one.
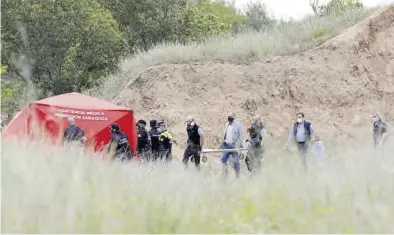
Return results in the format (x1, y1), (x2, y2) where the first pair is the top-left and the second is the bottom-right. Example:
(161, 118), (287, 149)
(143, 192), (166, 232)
(2, 139), (393, 233)
(93, 8), (373, 101)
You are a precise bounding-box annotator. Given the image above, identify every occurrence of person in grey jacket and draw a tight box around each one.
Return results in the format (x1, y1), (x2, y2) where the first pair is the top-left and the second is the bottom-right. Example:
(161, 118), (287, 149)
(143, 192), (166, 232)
(220, 112), (244, 178)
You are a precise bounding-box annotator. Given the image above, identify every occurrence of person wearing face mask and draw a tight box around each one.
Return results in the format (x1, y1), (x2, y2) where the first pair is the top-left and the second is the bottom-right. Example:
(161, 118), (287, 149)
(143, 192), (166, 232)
(371, 112), (388, 148)
(182, 115), (204, 171)
(108, 123), (132, 162)
(245, 115), (267, 173)
(220, 112), (244, 178)
(136, 119), (151, 161)
(286, 112), (313, 170)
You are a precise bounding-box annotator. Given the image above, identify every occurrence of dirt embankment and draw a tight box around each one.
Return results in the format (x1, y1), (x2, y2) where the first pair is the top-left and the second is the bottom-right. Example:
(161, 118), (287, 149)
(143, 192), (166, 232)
(115, 5), (394, 156)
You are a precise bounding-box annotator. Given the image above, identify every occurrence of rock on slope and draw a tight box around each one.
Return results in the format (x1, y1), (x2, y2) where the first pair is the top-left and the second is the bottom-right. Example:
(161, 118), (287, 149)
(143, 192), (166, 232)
(115, 5), (394, 156)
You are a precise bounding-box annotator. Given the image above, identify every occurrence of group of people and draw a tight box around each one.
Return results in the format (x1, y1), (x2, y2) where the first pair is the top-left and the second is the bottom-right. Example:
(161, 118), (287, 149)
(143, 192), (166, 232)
(134, 119), (175, 162)
(181, 112), (269, 177)
(181, 112), (302, 177)
(62, 117), (175, 163)
(61, 110), (390, 175)
(179, 111), (390, 176)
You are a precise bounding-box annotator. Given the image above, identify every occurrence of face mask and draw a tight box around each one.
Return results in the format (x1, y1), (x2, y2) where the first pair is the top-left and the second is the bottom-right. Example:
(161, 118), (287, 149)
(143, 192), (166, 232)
(228, 117), (234, 123)
(297, 118), (303, 123)
(186, 122), (194, 128)
(372, 117), (378, 122)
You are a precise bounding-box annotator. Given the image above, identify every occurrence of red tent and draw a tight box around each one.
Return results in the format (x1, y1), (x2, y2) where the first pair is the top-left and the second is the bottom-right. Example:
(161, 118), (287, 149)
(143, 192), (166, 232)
(2, 92), (137, 153)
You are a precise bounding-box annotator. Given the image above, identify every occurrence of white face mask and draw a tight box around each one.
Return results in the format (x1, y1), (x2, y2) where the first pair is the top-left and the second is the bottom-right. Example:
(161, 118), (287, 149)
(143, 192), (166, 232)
(186, 121), (195, 127)
(297, 118), (303, 123)
(372, 117), (378, 122)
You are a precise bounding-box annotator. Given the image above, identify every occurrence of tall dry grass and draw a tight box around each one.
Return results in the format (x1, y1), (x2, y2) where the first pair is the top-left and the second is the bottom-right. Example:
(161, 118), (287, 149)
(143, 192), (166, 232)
(92, 8), (373, 101)
(2, 138), (393, 233)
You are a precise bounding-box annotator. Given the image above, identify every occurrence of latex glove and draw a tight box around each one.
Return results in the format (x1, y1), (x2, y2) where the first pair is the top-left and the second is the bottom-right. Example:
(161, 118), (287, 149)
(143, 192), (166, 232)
(285, 143), (291, 151)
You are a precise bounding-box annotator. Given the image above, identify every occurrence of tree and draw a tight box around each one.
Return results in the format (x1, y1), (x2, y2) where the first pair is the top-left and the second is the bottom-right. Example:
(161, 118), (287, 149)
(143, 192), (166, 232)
(197, 0), (245, 33)
(1, 65), (23, 117)
(178, 4), (231, 43)
(98, 0), (233, 51)
(1, 0), (128, 96)
(243, 1), (274, 31)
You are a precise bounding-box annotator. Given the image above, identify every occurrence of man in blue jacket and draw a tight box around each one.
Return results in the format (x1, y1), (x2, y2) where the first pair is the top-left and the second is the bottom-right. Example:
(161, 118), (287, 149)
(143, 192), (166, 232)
(286, 112), (313, 170)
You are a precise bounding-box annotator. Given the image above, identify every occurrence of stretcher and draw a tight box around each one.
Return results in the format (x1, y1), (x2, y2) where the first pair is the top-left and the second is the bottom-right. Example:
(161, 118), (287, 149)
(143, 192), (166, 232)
(200, 148), (249, 162)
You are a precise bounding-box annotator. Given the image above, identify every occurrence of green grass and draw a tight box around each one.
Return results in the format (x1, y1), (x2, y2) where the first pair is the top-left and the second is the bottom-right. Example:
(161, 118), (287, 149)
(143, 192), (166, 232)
(91, 8), (373, 101)
(2, 139), (393, 233)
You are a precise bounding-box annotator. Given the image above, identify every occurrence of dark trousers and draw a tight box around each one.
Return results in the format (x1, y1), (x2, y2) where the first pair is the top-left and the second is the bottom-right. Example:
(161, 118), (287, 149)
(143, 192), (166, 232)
(183, 144), (201, 170)
(158, 149), (172, 162)
(136, 148), (151, 162)
(296, 142), (308, 170)
(151, 150), (160, 161)
(373, 134), (382, 147)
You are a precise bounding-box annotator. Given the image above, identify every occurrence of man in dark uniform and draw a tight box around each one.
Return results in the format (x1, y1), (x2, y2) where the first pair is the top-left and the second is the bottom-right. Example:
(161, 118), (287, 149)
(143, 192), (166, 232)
(108, 123), (131, 162)
(182, 115), (204, 171)
(136, 119), (151, 161)
(148, 120), (161, 161)
(62, 117), (86, 146)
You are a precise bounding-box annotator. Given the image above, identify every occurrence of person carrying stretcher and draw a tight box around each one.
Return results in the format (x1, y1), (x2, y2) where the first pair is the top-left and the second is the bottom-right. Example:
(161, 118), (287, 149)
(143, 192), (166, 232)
(245, 115), (266, 173)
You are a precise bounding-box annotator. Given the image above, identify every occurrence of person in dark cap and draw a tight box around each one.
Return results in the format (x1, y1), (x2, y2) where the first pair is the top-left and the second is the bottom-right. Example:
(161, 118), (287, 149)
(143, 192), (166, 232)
(148, 119), (161, 161)
(108, 123), (131, 162)
(136, 119), (151, 161)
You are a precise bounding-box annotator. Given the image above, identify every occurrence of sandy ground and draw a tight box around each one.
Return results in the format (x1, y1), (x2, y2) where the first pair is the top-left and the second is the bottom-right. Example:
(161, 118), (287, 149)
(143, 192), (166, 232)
(114, 5), (394, 159)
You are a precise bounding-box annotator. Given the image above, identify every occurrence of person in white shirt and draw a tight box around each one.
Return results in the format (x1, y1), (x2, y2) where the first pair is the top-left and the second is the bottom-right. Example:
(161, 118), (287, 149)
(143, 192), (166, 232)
(220, 112), (244, 178)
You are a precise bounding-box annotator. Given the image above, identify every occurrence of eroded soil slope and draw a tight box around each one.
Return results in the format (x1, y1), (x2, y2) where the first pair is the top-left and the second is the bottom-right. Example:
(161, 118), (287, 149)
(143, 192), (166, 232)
(115, 5), (394, 156)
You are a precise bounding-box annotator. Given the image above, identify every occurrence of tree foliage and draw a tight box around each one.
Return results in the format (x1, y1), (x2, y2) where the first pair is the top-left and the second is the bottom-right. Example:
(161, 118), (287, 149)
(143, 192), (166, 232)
(1, 0), (128, 96)
(243, 1), (274, 31)
(197, 0), (245, 33)
(98, 0), (238, 52)
(1, 65), (23, 117)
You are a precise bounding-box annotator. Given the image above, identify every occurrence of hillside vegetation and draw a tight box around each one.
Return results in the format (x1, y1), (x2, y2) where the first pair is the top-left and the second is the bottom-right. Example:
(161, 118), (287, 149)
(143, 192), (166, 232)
(2, 0), (367, 119)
